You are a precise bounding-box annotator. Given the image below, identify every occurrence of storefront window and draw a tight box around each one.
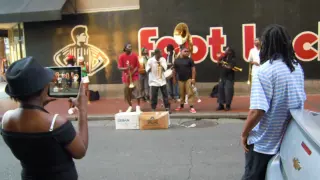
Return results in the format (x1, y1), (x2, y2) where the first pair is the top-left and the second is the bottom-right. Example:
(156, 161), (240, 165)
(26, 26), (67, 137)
(7, 23), (26, 63)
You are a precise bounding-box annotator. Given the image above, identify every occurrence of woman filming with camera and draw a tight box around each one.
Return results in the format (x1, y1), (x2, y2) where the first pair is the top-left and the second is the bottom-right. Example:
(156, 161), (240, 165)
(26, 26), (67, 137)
(0, 57), (88, 180)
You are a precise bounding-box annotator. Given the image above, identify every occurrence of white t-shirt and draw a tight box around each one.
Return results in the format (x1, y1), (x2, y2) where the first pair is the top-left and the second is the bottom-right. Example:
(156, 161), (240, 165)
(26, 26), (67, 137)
(73, 76), (78, 82)
(58, 77), (62, 83)
(248, 47), (260, 76)
(145, 56), (167, 87)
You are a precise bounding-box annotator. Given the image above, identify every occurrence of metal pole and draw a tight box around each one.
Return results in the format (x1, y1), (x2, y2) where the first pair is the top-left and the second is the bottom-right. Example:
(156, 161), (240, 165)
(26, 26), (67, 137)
(18, 23), (23, 58)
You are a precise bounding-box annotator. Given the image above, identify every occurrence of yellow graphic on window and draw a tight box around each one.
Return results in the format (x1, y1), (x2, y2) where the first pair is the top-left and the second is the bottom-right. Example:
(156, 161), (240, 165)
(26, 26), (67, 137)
(53, 25), (110, 76)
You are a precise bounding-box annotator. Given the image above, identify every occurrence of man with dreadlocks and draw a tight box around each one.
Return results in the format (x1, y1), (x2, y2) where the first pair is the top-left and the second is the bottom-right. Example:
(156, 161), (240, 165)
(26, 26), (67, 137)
(118, 43), (142, 113)
(240, 24), (306, 180)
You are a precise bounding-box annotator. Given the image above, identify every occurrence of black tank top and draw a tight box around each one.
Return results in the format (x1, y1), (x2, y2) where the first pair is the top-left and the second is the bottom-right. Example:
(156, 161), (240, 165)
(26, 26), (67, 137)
(1, 104), (78, 180)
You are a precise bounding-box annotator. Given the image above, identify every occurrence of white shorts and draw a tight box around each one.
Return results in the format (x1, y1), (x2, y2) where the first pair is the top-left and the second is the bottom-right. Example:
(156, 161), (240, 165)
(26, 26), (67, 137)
(82, 76), (90, 83)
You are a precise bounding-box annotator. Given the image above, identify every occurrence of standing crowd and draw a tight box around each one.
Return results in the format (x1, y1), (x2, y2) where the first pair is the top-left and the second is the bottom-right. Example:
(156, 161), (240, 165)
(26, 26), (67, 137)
(118, 43), (199, 114)
(117, 42), (241, 114)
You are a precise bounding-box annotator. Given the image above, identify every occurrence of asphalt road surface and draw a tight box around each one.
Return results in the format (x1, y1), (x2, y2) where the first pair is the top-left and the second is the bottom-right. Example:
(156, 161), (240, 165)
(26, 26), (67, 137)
(0, 119), (245, 180)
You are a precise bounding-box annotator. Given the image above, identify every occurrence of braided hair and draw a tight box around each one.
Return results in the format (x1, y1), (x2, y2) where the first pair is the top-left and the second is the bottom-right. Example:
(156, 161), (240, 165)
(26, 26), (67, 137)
(223, 46), (235, 61)
(259, 24), (298, 72)
(226, 47), (235, 58)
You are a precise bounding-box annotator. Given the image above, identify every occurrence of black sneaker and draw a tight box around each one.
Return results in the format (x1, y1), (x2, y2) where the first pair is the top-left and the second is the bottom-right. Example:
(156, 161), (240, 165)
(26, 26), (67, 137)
(216, 104), (225, 111)
(225, 105), (231, 111)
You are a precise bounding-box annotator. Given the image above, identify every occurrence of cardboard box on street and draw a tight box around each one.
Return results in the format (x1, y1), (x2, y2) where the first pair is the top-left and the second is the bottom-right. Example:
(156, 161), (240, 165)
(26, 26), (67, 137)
(139, 112), (169, 130)
(115, 112), (140, 130)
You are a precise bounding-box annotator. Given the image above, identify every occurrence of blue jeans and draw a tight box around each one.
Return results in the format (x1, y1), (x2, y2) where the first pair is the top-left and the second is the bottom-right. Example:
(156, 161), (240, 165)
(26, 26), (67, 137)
(166, 74), (179, 99)
(139, 74), (149, 99)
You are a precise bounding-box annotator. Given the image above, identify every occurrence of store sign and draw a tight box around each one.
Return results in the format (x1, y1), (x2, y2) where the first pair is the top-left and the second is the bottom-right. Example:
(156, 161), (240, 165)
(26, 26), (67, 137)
(53, 25), (110, 76)
(138, 22), (320, 63)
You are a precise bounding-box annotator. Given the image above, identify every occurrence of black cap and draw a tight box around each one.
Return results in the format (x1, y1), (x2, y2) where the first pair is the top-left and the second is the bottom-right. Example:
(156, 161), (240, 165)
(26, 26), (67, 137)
(5, 57), (54, 97)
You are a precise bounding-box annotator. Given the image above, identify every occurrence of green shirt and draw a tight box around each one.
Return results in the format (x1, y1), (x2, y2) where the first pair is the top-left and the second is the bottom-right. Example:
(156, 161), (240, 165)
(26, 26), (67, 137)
(81, 66), (88, 77)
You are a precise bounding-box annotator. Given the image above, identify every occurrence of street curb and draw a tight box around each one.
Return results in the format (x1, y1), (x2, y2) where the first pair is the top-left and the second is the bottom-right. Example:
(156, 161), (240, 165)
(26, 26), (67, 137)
(65, 112), (248, 121)
(0, 112), (247, 121)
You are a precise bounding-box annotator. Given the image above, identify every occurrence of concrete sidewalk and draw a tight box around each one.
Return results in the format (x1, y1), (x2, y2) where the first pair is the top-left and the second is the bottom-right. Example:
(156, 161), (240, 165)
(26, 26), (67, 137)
(1, 95), (319, 120)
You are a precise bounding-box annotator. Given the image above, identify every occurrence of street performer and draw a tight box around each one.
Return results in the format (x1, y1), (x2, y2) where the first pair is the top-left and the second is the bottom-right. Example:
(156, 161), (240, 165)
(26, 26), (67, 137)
(173, 47), (197, 113)
(118, 43), (142, 113)
(1, 58), (9, 82)
(248, 38), (261, 83)
(217, 47), (236, 111)
(166, 44), (179, 101)
(139, 47), (150, 102)
(146, 48), (170, 112)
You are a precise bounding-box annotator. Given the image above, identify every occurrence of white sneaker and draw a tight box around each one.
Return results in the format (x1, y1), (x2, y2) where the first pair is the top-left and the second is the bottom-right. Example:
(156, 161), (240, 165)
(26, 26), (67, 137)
(197, 99), (202, 103)
(185, 95), (188, 104)
(136, 106), (142, 113)
(68, 107), (78, 115)
(126, 106), (132, 112)
(68, 108), (75, 115)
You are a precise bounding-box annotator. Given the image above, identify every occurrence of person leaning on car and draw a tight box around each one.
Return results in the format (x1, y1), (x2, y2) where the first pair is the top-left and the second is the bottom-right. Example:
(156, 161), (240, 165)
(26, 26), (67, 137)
(240, 24), (306, 180)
